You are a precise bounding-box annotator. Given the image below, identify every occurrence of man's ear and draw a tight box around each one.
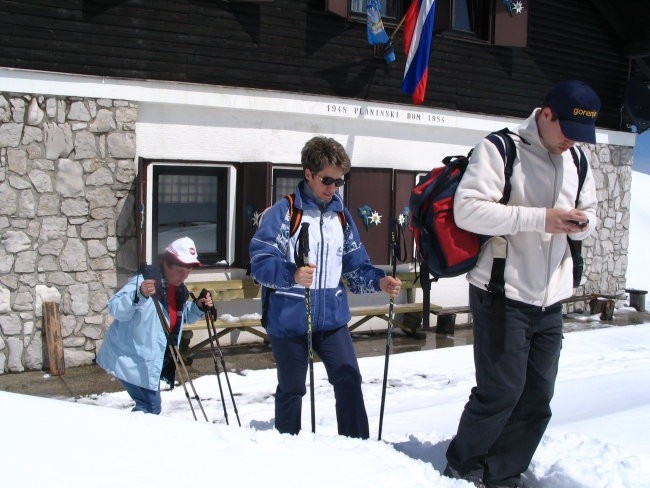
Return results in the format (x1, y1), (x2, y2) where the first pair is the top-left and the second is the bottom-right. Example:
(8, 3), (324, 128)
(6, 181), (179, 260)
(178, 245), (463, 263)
(540, 106), (554, 120)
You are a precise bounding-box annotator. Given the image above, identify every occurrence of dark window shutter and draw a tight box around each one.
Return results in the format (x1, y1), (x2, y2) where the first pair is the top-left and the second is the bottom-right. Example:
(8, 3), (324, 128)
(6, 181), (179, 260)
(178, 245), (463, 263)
(493, 1), (528, 47)
(236, 162), (272, 269)
(434, 0), (452, 31)
(326, 0), (349, 18)
(345, 168), (393, 265)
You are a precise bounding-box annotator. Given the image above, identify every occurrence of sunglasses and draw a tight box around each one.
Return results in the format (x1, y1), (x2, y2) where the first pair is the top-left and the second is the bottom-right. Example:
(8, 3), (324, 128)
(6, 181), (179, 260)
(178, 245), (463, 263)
(318, 175), (346, 187)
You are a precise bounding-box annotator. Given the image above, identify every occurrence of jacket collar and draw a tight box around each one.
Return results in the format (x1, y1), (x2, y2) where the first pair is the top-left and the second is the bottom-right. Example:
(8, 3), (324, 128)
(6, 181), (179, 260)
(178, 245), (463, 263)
(519, 108), (546, 152)
(295, 181), (345, 214)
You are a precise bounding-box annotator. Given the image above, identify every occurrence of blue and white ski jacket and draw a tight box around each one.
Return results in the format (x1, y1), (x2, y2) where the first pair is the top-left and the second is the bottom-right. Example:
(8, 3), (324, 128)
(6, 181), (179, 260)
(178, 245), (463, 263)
(249, 182), (386, 338)
(96, 273), (205, 391)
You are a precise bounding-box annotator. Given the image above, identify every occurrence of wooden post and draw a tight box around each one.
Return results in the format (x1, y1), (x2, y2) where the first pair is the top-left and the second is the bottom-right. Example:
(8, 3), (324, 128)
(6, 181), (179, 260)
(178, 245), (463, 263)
(43, 301), (65, 375)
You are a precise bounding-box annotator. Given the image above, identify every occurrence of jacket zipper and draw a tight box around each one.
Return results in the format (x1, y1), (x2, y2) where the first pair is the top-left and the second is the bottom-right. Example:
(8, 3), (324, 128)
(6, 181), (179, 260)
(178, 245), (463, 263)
(315, 210), (327, 328)
(542, 153), (560, 310)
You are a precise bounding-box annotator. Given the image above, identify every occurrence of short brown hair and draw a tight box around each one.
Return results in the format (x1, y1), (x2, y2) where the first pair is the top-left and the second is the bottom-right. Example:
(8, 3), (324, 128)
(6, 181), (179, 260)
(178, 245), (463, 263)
(301, 136), (351, 175)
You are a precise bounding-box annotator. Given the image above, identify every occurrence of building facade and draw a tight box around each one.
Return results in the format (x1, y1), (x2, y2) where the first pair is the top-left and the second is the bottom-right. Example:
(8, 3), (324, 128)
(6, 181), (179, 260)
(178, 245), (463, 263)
(0, 0), (646, 372)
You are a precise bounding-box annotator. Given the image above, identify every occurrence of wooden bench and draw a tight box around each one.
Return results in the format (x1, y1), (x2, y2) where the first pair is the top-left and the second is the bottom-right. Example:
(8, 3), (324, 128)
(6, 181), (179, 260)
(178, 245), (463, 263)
(431, 306), (472, 335)
(561, 291), (626, 320)
(182, 272), (445, 354)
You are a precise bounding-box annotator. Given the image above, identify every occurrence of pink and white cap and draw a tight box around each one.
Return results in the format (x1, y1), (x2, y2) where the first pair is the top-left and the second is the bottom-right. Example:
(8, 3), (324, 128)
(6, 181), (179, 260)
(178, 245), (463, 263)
(165, 237), (202, 267)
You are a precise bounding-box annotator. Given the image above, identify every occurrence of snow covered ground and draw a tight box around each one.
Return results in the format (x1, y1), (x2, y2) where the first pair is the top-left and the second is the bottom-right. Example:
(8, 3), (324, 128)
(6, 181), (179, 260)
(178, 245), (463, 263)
(1, 172), (649, 488)
(2, 321), (650, 487)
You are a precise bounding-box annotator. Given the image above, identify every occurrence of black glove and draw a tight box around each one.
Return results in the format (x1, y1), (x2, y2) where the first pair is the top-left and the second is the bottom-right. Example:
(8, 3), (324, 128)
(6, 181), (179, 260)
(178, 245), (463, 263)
(195, 288), (218, 321)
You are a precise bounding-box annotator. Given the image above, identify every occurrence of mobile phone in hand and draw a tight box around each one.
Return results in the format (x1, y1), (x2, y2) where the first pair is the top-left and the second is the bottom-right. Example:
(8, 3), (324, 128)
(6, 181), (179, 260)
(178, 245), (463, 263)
(569, 219), (588, 228)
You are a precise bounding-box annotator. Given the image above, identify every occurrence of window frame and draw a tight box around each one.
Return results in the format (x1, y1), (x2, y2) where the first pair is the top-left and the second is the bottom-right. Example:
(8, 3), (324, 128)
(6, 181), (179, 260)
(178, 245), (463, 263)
(436, 0), (528, 47)
(272, 167), (304, 204)
(139, 159), (233, 268)
(326, 0), (404, 26)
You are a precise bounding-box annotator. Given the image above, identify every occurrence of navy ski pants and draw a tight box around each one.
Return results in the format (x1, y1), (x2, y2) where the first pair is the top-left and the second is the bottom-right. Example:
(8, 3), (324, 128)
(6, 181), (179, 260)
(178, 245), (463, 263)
(120, 379), (162, 414)
(269, 324), (369, 439)
(446, 284), (563, 487)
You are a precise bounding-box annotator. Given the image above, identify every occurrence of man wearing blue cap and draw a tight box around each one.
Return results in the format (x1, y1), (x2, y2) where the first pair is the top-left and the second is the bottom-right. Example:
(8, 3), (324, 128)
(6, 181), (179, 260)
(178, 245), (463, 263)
(443, 80), (601, 488)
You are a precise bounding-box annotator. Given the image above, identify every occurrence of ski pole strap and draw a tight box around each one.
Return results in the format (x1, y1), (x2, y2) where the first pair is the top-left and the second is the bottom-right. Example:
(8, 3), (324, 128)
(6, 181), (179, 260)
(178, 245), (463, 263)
(390, 218), (407, 265)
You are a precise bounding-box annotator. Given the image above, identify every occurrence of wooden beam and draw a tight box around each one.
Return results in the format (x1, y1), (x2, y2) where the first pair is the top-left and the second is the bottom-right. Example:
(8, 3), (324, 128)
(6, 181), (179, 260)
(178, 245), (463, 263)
(42, 302), (65, 376)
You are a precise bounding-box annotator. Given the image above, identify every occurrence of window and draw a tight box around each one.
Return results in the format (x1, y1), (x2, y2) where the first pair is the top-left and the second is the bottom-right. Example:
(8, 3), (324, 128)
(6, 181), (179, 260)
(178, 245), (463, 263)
(451, 0), (490, 40)
(272, 168), (303, 203)
(326, 0), (403, 24)
(436, 0), (528, 47)
(350, 0), (399, 21)
(328, 0), (527, 46)
(271, 167), (344, 203)
(152, 164), (228, 266)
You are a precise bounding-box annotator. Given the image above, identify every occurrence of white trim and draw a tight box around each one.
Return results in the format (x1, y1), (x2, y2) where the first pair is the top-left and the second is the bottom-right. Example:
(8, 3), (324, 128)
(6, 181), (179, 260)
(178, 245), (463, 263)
(0, 67), (635, 147)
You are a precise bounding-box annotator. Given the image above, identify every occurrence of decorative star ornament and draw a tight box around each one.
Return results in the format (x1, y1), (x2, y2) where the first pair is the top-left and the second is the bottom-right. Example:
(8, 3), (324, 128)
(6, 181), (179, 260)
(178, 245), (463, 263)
(398, 206), (410, 228)
(252, 210), (261, 230)
(247, 204), (263, 231)
(501, 0), (524, 16)
(357, 205), (382, 230)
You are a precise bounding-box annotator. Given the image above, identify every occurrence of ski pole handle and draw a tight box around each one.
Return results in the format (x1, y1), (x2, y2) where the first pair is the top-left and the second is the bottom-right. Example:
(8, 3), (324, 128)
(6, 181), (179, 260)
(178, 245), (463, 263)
(299, 222), (310, 267)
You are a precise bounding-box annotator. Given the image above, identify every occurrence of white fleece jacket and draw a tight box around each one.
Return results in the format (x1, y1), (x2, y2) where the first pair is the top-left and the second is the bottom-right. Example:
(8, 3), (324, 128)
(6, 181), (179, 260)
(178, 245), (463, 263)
(453, 109), (598, 307)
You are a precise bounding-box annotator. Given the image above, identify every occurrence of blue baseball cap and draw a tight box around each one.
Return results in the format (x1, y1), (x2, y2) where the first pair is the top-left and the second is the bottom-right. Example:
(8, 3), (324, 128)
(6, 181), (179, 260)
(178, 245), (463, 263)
(543, 80), (601, 143)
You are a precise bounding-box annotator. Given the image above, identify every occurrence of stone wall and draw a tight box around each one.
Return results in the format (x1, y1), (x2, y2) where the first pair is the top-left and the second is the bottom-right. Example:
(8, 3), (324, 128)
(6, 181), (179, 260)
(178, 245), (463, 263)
(0, 93), (138, 373)
(580, 144), (633, 297)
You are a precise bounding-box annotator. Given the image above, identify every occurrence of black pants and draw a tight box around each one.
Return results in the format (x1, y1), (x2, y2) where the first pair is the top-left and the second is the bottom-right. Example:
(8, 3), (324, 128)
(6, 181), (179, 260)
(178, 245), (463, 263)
(446, 285), (563, 487)
(269, 325), (369, 439)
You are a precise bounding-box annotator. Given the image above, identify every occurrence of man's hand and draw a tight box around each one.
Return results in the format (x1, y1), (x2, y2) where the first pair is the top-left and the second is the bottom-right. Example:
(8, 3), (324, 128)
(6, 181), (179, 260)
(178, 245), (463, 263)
(546, 208), (589, 234)
(380, 276), (402, 297)
(295, 264), (316, 288)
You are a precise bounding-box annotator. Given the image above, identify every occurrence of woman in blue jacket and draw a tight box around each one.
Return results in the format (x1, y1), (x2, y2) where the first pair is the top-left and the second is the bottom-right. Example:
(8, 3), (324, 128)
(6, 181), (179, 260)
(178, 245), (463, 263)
(250, 136), (401, 438)
(97, 237), (212, 414)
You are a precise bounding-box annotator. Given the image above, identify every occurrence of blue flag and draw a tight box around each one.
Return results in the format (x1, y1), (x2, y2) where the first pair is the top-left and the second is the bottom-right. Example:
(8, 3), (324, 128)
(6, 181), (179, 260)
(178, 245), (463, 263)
(367, 0), (395, 64)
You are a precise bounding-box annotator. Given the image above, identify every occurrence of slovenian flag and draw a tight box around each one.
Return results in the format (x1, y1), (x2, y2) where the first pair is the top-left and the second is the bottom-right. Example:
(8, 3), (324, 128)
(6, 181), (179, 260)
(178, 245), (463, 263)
(367, 0), (395, 64)
(401, 0), (437, 105)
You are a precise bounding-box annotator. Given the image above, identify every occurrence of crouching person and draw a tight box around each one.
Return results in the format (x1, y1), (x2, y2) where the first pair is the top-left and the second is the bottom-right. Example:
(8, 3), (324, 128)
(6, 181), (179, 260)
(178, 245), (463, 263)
(97, 237), (213, 414)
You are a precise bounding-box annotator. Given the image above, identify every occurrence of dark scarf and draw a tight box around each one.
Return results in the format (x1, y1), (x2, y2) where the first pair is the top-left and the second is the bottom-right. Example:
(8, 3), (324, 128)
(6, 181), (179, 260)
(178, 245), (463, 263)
(140, 264), (190, 387)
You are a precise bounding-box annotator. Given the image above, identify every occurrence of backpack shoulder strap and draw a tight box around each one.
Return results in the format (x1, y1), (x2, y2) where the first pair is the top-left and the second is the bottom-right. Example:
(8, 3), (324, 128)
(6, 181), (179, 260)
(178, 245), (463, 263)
(337, 209), (347, 229)
(485, 128), (522, 205)
(286, 193), (346, 236)
(569, 146), (588, 207)
(285, 193), (302, 237)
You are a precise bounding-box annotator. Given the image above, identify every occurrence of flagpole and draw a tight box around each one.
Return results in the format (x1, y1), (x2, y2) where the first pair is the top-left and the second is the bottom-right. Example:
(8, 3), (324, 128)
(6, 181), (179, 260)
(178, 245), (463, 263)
(374, 12), (406, 59)
(389, 12), (407, 41)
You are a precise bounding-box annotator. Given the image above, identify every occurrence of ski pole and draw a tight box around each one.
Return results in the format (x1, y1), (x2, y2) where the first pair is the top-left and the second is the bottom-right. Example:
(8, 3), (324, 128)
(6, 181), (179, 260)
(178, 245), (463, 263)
(378, 219), (399, 441)
(207, 311), (241, 426)
(191, 291), (231, 425)
(151, 294), (209, 422)
(197, 291), (241, 427)
(298, 222), (316, 434)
